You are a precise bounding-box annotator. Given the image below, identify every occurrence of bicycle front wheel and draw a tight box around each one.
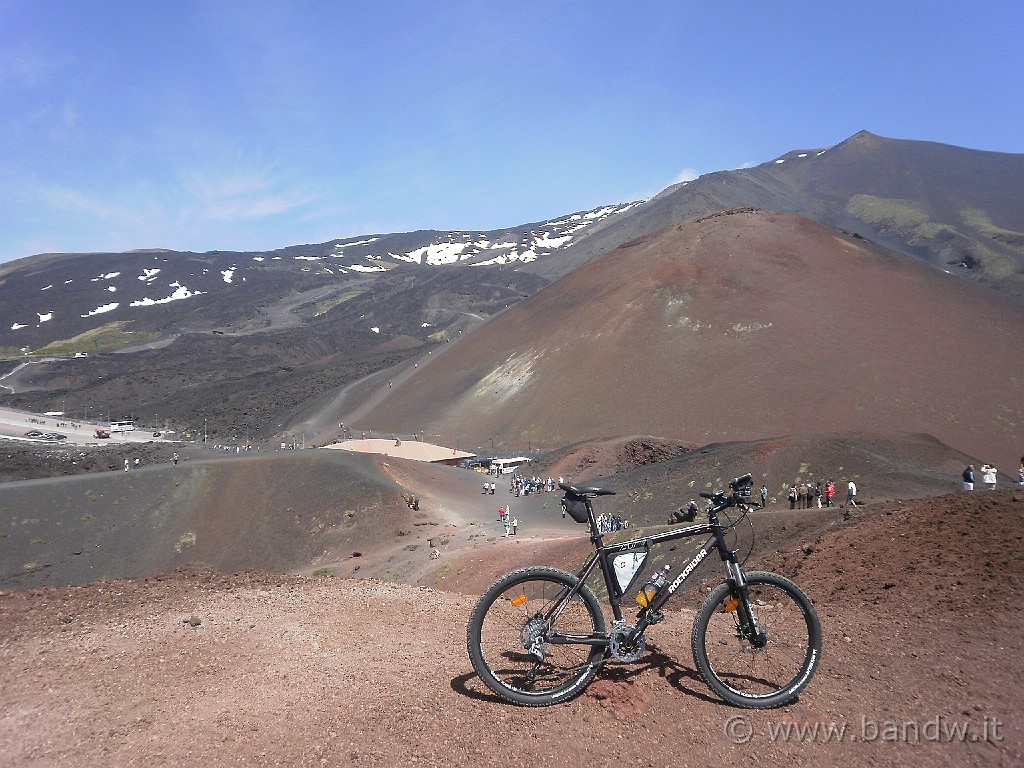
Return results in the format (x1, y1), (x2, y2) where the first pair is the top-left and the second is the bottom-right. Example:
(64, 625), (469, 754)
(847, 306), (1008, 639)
(692, 571), (821, 708)
(467, 566), (607, 706)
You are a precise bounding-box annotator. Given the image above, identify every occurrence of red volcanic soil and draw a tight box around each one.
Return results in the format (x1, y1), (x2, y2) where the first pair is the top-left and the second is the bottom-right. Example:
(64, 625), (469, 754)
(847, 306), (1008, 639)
(344, 210), (1024, 474)
(2, 485), (1021, 767)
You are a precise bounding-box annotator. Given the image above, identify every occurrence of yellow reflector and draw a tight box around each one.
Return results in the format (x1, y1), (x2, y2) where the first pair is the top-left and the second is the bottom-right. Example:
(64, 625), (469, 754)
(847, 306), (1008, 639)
(635, 588), (655, 608)
(511, 595), (528, 607)
(724, 598), (740, 612)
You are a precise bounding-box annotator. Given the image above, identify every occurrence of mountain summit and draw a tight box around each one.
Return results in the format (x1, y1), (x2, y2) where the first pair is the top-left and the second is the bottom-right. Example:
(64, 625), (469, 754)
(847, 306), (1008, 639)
(528, 132), (1024, 297)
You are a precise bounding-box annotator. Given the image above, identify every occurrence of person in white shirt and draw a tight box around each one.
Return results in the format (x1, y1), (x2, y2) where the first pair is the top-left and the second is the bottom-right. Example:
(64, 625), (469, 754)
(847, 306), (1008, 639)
(980, 464), (998, 489)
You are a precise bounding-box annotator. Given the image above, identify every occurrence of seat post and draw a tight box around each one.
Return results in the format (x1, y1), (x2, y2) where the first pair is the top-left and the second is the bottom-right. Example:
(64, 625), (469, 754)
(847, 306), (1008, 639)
(585, 498), (604, 544)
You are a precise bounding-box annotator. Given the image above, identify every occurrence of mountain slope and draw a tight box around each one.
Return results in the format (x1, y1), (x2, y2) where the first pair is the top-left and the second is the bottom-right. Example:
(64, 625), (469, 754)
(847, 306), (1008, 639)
(0, 202), (638, 354)
(348, 209), (1024, 471)
(527, 131), (1024, 296)
(3, 131), (1021, 452)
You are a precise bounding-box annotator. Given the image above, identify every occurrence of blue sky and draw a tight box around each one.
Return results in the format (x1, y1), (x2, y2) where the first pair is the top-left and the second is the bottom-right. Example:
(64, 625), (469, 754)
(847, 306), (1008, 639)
(1, 1), (1021, 264)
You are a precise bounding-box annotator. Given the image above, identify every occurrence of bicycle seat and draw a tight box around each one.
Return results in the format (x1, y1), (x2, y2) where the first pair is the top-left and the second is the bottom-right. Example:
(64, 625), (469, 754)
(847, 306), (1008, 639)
(559, 482), (616, 497)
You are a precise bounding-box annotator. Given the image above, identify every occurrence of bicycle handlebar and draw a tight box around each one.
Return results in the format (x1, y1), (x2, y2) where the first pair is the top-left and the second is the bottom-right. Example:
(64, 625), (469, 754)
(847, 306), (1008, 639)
(699, 473), (754, 507)
(731, 472), (753, 487)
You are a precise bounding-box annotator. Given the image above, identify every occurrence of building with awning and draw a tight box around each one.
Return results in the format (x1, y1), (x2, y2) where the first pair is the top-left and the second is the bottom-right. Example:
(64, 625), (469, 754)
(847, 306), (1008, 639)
(322, 438), (475, 466)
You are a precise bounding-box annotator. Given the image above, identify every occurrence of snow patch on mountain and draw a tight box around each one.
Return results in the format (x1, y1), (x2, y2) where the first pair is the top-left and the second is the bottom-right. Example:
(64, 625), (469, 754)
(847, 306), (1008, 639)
(130, 283), (207, 307)
(81, 303), (119, 318)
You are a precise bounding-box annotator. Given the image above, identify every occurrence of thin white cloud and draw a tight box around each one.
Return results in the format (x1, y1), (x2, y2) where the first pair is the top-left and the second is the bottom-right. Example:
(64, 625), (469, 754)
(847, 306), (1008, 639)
(180, 168), (323, 222)
(31, 165), (323, 251)
(0, 44), (59, 89)
(61, 101), (77, 129)
(671, 167), (701, 184)
(40, 186), (156, 225)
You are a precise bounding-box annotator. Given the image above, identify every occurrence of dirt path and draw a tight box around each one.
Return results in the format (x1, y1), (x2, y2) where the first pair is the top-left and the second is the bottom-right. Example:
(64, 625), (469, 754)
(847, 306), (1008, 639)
(297, 458), (587, 589)
(287, 333), (461, 445)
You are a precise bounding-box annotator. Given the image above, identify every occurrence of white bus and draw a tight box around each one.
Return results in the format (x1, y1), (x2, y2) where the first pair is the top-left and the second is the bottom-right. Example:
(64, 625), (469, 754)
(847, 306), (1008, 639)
(109, 420), (136, 433)
(491, 457), (531, 475)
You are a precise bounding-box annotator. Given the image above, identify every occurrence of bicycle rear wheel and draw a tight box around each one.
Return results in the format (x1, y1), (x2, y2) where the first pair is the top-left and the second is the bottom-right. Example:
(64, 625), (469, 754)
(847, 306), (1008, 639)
(692, 570), (821, 708)
(467, 566), (607, 706)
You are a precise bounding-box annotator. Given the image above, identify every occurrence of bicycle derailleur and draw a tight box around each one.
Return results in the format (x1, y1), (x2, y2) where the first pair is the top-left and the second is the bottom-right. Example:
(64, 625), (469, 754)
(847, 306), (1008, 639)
(521, 616), (550, 661)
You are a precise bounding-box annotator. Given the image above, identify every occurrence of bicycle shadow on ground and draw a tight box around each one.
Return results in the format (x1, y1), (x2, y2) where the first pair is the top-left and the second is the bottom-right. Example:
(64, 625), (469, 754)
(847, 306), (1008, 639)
(597, 648), (727, 706)
(450, 649), (727, 707)
(450, 671), (514, 704)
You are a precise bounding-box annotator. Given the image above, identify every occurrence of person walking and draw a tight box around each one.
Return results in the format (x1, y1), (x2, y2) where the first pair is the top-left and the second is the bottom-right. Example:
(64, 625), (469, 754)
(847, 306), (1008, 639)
(980, 463), (998, 490)
(962, 465), (975, 491)
(511, 517), (518, 536)
(846, 480), (858, 507)
(124, 458), (130, 472)
(171, 452), (179, 466)
(788, 484), (797, 510)
(826, 480), (836, 507)
(760, 485), (768, 508)
(1019, 457), (1024, 486)
(815, 482), (823, 508)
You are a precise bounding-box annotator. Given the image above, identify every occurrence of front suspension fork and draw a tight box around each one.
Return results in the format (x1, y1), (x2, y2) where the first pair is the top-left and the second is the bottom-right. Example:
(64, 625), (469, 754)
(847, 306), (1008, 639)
(726, 562), (767, 647)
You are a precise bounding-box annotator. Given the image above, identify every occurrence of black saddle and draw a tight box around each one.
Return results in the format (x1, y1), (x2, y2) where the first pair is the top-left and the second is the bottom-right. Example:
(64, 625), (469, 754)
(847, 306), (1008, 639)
(558, 482), (616, 498)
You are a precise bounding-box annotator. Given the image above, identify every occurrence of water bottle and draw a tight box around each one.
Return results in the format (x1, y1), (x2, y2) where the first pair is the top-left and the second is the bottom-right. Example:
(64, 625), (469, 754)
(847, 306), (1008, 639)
(635, 565), (671, 608)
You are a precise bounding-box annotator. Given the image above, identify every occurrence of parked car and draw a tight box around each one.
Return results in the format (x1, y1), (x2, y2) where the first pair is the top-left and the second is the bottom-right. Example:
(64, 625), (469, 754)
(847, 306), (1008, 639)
(42, 432), (67, 441)
(94, 429), (111, 439)
(24, 429), (44, 437)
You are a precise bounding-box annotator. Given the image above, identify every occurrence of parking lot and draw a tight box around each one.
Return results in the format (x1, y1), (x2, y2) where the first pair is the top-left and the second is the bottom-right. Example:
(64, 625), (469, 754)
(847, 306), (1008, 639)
(0, 406), (178, 446)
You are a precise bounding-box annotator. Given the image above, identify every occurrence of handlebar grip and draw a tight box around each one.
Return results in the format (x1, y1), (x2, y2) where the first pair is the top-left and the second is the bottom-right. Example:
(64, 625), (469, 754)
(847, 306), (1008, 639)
(732, 473), (752, 487)
(699, 491), (716, 499)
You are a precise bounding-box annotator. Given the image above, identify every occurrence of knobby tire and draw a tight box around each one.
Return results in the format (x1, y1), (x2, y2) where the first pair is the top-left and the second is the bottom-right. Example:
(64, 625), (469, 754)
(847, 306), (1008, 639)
(467, 566), (607, 706)
(691, 570), (821, 708)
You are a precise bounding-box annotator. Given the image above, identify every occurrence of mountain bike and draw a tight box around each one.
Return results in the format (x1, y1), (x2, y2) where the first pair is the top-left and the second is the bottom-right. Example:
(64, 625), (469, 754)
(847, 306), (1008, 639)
(466, 473), (821, 708)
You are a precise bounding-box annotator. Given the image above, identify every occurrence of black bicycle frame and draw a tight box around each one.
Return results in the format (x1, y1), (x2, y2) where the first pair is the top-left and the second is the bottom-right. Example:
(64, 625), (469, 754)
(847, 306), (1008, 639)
(546, 495), (753, 649)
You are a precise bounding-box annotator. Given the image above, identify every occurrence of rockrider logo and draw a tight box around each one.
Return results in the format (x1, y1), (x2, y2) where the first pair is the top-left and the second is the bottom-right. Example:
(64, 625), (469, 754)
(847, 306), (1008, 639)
(668, 547), (710, 594)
